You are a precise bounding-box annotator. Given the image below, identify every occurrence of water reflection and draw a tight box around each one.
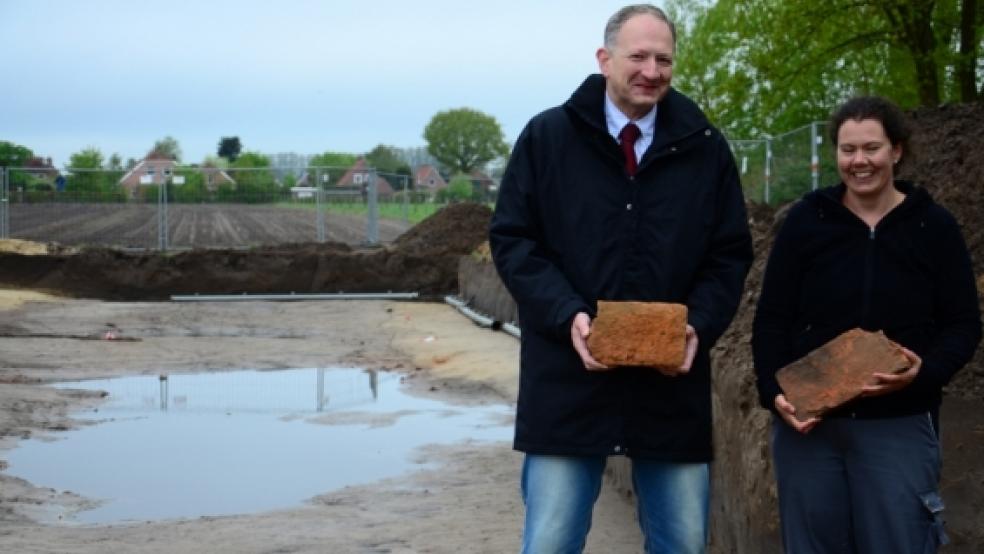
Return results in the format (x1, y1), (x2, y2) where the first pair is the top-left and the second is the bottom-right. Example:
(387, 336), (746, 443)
(150, 368), (381, 413)
(5, 368), (511, 525)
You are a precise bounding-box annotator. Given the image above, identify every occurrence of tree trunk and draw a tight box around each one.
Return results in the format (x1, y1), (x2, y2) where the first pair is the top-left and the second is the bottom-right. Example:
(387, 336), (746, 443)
(957, 0), (981, 102)
(885, 1), (941, 105)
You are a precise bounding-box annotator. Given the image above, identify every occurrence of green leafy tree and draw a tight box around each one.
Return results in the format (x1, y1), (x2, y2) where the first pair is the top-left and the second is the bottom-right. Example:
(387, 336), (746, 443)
(281, 171), (298, 189)
(423, 108), (509, 174)
(217, 136), (242, 162)
(171, 169), (208, 203)
(309, 151), (359, 185)
(436, 173), (478, 203)
(106, 153), (123, 171)
(151, 136), (182, 161)
(667, 0), (982, 138)
(0, 140), (33, 167)
(68, 147), (103, 170)
(365, 144), (412, 177)
(229, 151), (277, 203)
(0, 141), (36, 191)
(66, 147), (121, 200)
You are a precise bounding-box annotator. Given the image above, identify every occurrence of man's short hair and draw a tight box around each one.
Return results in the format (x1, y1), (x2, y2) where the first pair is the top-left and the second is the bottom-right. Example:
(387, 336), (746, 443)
(604, 4), (677, 49)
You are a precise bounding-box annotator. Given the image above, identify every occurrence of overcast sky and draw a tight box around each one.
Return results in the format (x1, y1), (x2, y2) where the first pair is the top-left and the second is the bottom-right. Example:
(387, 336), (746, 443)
(2, 0), (646, 167)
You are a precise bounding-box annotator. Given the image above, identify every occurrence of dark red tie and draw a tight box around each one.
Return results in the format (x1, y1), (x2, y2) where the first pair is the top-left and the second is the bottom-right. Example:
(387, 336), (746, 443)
(619, 123), (641, 176)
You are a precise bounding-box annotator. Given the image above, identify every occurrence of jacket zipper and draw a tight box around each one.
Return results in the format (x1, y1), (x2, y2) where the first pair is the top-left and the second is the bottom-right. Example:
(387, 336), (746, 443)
(861, 227), (876, 325)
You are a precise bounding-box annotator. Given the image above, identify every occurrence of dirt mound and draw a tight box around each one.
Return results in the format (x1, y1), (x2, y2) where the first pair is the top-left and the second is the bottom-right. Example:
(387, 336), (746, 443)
(901, 102), (984, 275)
(392, 203), (493, 257)
(0, 203), (493, 300)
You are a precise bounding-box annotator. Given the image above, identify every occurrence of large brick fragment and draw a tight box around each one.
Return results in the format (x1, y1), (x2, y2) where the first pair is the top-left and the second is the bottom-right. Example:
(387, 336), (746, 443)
(587, 301), (687, 369)
(776, 328), (910, 421)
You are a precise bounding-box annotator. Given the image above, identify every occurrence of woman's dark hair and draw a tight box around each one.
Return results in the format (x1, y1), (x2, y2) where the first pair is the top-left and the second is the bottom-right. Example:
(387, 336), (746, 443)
(829, 96), (912, 166)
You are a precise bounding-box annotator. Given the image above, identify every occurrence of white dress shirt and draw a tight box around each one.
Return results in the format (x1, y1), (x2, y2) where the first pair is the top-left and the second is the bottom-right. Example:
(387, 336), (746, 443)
(604, 93), (657, 164)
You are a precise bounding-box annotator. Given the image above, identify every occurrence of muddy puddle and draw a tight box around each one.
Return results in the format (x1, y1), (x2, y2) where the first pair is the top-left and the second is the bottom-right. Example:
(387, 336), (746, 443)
(5, 368), (513, 525)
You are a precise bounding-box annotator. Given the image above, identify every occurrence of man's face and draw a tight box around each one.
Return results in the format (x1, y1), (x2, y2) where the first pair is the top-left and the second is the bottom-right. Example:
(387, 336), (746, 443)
(597, 14), (674, 120)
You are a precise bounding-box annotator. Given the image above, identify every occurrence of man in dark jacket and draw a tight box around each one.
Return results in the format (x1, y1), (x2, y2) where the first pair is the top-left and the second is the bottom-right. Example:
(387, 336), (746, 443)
(489, 4), (753, 553)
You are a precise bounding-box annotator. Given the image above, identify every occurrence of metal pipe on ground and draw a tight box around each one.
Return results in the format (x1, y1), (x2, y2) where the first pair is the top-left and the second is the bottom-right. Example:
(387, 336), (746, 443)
(501, 322), (521, 339)
(171, 292), (419, 302)
(443, 295), (495, 328)
(443, 295), (521, 338)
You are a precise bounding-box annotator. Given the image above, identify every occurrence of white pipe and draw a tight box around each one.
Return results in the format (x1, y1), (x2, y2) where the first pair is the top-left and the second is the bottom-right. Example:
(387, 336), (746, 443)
(443, 295), (495, 328)
(444, 295), (521, 338)
(171, 292), (419, 302)
(501, 322), (521, 339)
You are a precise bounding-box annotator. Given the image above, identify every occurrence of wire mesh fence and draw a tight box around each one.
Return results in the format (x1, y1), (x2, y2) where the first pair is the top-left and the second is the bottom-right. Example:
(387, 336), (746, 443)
(728, 121), (840, 206)
(0, 122), (843, 249)
(0, 165), (436, 250)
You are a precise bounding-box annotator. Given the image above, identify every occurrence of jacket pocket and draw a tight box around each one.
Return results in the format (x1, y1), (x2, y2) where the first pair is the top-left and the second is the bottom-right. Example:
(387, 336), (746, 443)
(919, 490), (949, 553)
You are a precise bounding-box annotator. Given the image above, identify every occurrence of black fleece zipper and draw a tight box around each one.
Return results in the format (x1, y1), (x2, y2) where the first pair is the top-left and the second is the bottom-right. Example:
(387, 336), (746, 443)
(862, 226), (876, 325)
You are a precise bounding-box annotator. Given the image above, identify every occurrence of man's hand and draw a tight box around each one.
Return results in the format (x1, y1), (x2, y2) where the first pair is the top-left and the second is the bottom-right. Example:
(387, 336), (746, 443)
(571, 312), (609, 370)
(861, 347), (921, 397)
(775, 393), (820, 434)
(655, 324), (698, 377)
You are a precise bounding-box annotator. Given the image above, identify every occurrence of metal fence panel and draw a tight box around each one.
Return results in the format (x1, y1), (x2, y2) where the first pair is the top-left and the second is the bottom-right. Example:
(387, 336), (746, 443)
(729, 121), (839, 206)
(1, 165), (432, 250)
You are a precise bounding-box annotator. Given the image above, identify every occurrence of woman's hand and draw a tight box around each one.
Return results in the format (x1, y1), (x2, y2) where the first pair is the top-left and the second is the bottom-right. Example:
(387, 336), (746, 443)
(861, 347), (921, 397)
(775, 393), (821, 434)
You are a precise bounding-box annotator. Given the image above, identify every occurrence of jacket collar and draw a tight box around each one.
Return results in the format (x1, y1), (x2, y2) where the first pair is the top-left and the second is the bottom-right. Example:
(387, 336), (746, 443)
(563, 74), (710, 152)
(810, 180), (932, 224)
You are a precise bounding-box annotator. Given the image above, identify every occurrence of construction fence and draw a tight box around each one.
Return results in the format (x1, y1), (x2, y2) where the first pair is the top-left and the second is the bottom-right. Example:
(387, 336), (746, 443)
(730, 121), (839, 206)
(0, 165), (439, 250)
(0, 122), (839, 250)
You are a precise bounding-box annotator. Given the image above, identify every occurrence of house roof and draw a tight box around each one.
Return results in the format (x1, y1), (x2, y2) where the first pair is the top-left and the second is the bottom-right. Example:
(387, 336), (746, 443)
(118, 158), (177, 185)
(335, 159), (394, 194)
(414, 164), (447, 189)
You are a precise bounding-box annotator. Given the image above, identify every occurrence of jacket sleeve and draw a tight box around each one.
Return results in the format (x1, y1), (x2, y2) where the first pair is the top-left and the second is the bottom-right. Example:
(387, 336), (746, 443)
(489, 123), (589, 339)
(685, 136), (754, 349)
(911, 211), (982, 391)
(751, 203), (805, 411)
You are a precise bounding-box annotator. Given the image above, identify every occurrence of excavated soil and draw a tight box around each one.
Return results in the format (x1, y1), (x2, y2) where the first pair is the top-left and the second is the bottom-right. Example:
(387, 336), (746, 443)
(0, 203), (493, 300)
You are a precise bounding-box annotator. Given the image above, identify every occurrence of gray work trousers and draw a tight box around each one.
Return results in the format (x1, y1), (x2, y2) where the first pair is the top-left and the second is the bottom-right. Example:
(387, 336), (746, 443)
(771, 413), (947, 554)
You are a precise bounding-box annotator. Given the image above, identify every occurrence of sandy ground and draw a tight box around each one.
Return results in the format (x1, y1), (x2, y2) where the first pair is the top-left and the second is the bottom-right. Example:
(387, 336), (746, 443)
(0, 290), (643, 553)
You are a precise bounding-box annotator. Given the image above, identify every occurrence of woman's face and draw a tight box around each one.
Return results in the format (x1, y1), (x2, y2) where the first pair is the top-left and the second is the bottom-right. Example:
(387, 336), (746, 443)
(836, 118), (901, 201)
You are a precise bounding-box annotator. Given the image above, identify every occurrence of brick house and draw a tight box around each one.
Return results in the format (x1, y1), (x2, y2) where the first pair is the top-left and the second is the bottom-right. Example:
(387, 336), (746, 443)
(335, 158), (395, 196)
(414, 164), (447, 198)
(118, 152), (234, 198)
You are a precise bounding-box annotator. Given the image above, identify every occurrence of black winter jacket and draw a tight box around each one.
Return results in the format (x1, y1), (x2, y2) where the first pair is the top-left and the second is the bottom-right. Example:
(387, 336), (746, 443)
(752, 182), (981, 418)
(489, 74), (753, 461)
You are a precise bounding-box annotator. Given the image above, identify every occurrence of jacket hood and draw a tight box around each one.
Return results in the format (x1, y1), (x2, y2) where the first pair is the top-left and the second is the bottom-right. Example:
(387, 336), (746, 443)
(563, 74), (711, 149)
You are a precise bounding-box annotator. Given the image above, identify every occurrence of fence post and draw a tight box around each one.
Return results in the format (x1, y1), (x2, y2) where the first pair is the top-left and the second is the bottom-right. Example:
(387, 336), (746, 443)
(367, 169), (379, 245)
(765, 138), (773, 205)
(810, 121), (820, 191)
(157, 174), (169, 251)
(316, 168), (325, 243)
(0, 167), (8, 239)
(401, 174), (409, 224)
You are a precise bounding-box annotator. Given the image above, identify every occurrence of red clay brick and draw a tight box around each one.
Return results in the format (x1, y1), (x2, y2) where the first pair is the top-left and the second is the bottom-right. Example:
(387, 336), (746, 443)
(776, 328), (910, 421)
(587, 301), (688, 369)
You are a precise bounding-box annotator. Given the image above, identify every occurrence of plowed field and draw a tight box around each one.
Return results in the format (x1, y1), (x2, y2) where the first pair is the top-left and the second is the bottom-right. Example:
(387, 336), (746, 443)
(6, 203), (411, 249)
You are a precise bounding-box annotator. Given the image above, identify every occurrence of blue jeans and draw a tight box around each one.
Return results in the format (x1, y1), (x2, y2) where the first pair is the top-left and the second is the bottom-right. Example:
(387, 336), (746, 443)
(520, 454), (709, 554)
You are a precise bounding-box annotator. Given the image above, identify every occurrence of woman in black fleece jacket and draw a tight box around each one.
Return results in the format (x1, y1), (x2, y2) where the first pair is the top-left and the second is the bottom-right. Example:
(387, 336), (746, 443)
(752, 96), (981, 553)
